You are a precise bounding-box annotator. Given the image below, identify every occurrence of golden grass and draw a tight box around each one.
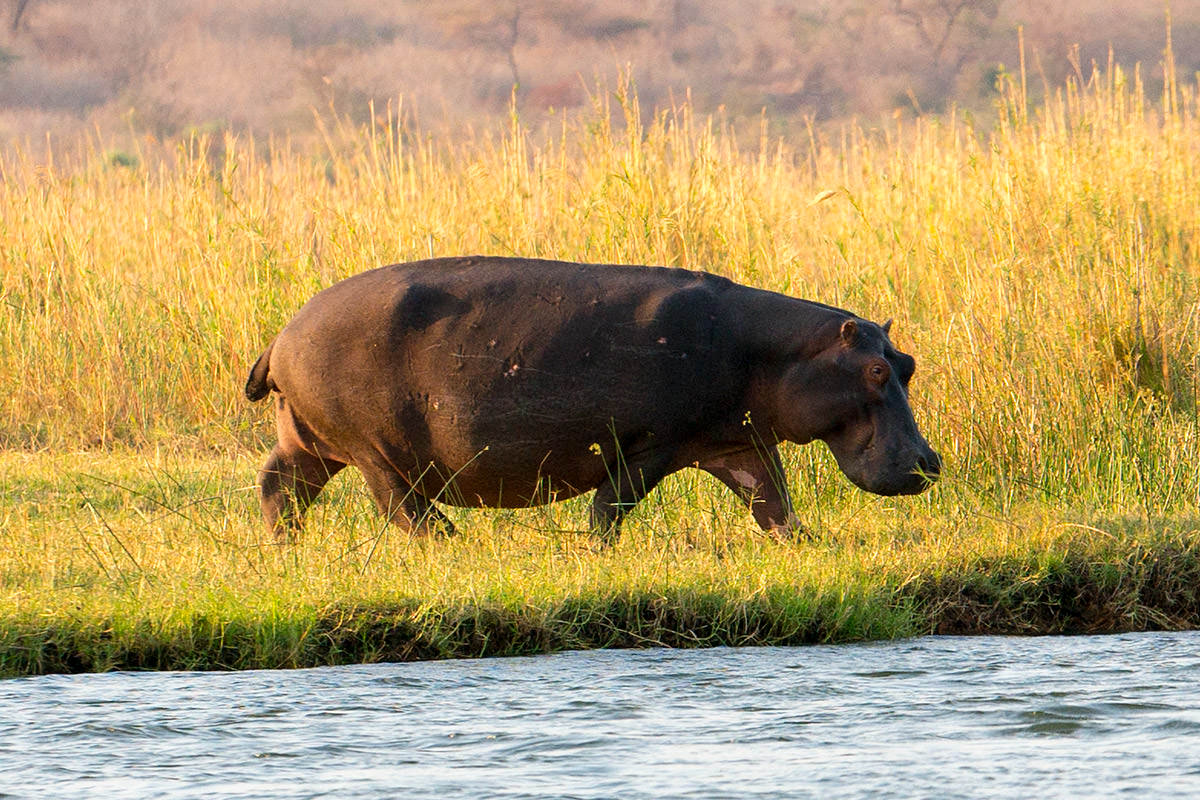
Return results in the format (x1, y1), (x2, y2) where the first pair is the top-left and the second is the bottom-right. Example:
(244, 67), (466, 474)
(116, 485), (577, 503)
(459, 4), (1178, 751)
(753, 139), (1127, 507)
(2, 62), (1200, 672)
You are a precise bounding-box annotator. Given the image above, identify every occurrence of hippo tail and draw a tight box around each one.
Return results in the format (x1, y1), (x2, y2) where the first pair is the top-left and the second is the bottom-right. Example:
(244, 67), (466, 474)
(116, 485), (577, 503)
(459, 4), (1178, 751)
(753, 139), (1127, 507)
(244, 338), (277, 401)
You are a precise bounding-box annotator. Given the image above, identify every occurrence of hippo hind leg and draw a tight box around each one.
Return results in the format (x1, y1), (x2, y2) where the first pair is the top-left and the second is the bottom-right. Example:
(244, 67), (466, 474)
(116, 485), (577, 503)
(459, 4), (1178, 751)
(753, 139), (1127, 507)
(258, 445), (347, 542)
(359, 462), (457, 536)
(589, 447), (676, 544)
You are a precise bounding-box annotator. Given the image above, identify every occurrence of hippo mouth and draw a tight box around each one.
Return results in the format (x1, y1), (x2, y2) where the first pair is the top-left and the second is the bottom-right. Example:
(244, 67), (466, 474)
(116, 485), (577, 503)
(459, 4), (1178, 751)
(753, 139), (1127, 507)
(868, 463), (939, 496)
(832, 442), (941, 497)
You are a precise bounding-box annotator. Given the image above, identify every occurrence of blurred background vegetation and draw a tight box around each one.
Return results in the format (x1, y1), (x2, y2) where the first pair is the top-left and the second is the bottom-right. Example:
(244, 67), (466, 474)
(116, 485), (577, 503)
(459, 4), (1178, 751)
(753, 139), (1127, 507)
(0, 0), (1195, 147)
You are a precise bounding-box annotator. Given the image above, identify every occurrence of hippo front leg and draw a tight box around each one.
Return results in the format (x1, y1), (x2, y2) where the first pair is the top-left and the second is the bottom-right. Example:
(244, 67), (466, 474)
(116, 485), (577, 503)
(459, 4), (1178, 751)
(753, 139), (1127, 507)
(699, 446), (801, 538)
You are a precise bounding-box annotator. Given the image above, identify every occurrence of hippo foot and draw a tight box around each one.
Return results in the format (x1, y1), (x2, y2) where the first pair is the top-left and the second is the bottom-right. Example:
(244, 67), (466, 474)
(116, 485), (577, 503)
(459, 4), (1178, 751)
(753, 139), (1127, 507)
(584, 526), (621, 551)
(408, 515), (458, 538)
(765, 512), (806, 543)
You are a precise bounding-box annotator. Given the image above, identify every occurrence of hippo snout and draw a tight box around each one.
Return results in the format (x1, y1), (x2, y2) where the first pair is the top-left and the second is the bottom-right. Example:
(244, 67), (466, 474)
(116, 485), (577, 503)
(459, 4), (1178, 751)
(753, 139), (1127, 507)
(916, 448), (941, 483)
(838, 440), (941, 497)
(869, 450), (939, 496)
(903, 447), (941, 494)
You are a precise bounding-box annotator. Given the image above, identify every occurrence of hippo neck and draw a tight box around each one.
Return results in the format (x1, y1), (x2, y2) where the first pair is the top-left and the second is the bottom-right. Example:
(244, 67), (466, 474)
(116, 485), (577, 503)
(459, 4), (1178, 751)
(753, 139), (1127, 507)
(723, 283), (855, 360)
(721, 283), (855, 444)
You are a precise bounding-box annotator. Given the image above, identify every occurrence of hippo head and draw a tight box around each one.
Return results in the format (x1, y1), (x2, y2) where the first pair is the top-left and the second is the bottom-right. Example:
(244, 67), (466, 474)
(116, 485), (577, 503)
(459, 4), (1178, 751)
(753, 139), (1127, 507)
(776, 317), (941, 496)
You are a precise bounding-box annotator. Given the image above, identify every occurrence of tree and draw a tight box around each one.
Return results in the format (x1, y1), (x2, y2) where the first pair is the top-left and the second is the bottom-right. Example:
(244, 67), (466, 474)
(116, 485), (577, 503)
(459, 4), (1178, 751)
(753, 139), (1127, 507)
(436, 0), (524, 88)
(10, 0), (31, 33)
(889, 0), (999, 68)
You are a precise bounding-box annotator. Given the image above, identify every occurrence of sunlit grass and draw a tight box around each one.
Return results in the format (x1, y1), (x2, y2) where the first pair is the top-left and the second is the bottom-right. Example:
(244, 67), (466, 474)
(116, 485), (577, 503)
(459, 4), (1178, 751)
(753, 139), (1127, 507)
(3, 444), (1197, 675)
(2, 56), (1200, 673)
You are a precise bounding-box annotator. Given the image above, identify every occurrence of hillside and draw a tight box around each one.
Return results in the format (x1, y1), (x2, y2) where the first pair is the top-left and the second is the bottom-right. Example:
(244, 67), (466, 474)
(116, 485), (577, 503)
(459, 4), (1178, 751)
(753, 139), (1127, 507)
(1, 0), (1196, 146)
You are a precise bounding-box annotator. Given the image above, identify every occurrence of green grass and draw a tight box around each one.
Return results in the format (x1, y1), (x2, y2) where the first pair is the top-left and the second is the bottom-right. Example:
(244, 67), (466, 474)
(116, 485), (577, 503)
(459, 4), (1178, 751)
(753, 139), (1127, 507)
(2, 60), (1200, 674)
(2, 449), (1198, 676)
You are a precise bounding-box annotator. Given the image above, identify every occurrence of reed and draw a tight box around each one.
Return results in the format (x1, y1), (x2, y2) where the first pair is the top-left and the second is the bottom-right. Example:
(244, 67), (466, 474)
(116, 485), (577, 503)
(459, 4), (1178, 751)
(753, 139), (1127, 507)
(2, 59), (1199, 674)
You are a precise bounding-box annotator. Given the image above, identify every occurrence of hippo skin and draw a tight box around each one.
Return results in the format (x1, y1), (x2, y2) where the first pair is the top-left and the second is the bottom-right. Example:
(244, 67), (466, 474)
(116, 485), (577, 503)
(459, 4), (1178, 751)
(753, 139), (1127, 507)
(246, 256), (940, 540)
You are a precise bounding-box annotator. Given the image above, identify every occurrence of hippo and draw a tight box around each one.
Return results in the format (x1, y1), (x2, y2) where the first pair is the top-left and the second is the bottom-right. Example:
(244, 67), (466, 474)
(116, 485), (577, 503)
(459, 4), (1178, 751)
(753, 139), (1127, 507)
(245, 256), (939, 541)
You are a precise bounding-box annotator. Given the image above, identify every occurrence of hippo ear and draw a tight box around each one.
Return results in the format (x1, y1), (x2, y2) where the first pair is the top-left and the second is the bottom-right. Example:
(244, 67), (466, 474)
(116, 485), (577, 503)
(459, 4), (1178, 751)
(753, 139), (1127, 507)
(882, 319), (893, 335)
(840, 319), (858, 344)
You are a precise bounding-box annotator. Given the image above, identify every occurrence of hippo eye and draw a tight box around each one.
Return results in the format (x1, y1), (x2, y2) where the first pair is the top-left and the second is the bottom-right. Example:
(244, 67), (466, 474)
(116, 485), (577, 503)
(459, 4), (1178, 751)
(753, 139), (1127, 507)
(867, 361), (890, 385)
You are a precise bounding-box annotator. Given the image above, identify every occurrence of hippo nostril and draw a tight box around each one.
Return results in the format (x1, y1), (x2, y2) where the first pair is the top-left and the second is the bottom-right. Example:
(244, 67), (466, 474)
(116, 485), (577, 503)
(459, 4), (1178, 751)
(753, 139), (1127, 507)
(917, 451), (941, 480)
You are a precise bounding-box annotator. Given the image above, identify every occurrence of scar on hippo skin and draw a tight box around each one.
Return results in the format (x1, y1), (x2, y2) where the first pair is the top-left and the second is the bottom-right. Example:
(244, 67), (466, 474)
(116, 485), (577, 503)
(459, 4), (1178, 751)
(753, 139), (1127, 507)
(697, 446), (801, 539)
(246, 256), (939, 542)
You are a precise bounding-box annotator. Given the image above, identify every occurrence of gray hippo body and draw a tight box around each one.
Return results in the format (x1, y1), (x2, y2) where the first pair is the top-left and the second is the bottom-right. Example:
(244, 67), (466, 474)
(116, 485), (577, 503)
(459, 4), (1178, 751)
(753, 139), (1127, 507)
(246, 256), (939, 539)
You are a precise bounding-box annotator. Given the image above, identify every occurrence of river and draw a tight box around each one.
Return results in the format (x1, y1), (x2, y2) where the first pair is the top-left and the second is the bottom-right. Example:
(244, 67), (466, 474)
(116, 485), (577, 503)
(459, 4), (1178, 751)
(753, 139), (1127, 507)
(4, 631), (1199, 798)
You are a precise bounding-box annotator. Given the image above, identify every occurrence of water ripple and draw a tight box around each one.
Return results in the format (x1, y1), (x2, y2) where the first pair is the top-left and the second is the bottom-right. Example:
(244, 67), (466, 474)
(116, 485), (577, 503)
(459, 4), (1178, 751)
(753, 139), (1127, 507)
(3, 631), (1200, 798)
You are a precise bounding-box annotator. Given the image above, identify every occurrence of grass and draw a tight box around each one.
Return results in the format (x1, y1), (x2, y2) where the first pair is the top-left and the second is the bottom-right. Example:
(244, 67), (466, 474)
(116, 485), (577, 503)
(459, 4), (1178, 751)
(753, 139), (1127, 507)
(2, 55), (1200, 674)
(4, 450), (1198, 676)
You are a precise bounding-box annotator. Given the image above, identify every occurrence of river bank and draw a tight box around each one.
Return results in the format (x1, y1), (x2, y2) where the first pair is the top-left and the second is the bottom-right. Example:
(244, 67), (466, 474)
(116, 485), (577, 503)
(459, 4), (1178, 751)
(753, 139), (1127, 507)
(3, 451), (1197, 676)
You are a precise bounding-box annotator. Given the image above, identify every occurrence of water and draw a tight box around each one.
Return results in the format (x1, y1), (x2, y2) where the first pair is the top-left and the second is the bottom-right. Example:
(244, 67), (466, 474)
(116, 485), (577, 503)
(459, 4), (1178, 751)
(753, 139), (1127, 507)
(3, 632), (1200, 799)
